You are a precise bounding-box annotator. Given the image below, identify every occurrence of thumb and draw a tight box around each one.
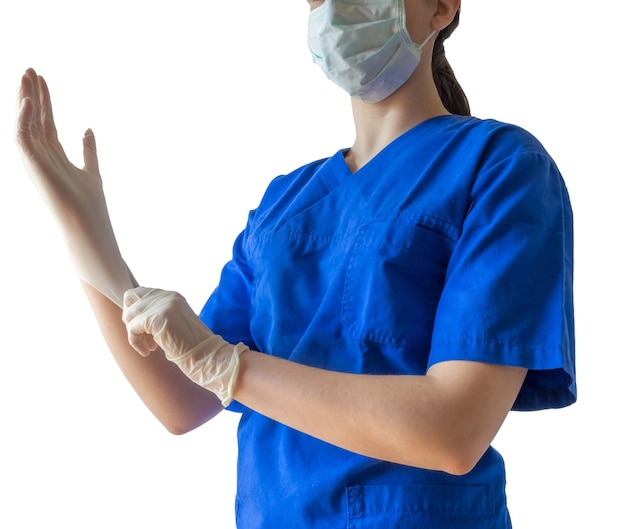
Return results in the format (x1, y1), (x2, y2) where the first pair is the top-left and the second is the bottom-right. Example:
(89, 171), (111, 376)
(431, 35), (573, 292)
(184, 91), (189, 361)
(82, 128), (100, 174)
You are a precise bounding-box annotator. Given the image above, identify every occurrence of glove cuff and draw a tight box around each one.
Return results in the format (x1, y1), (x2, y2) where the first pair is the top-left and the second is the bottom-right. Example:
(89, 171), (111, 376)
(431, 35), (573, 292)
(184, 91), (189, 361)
(168, 334), (248, 408)
(219, 342), (247, 407)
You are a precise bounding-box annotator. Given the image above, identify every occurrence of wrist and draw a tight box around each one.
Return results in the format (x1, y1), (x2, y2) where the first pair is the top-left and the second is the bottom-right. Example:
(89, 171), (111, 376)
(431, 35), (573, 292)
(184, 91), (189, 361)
(168, 335), (249, 408)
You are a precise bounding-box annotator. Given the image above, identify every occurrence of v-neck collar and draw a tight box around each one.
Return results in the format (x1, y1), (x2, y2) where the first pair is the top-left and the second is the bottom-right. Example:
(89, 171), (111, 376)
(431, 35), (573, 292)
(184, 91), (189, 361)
(339, 114), (462, 176)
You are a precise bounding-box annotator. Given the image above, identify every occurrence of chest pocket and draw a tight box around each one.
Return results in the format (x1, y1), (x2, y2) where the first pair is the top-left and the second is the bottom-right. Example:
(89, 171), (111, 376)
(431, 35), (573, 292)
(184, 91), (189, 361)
(347, 483), (496, 529)
(341, 220), (455, 353)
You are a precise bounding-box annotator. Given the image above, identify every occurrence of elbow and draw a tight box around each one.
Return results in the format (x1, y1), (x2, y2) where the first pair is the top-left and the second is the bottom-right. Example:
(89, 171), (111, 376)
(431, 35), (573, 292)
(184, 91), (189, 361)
(151, 395), (223, 436)
(162, 415), (212, 436)
(164, 422), (193, 436)
(156, 410), (217, 436)
(439, 452), (481, 476)
(403, 449), (480, 476)
(399, 436), (486, 476)
(433, 439), (488, 476)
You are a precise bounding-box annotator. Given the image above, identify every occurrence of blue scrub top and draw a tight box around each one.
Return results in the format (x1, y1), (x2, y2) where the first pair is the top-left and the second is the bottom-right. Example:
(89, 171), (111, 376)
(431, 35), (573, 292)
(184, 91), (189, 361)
(199, 115), (576, 528)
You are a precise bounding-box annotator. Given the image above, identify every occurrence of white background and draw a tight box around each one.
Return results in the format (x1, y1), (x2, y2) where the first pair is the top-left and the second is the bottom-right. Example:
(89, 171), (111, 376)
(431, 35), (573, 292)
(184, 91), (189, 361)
(1, 1), (624, 527)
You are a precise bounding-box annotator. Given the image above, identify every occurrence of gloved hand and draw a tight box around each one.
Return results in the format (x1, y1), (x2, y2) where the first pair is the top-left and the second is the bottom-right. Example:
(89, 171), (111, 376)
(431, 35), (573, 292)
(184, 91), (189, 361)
(122, 287), (247, 407)
(15, 68), (134, 307)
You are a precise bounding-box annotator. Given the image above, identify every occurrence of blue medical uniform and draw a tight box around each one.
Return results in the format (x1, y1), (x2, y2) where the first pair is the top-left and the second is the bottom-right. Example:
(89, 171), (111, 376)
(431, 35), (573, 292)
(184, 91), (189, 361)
(199, 115), (576, 528)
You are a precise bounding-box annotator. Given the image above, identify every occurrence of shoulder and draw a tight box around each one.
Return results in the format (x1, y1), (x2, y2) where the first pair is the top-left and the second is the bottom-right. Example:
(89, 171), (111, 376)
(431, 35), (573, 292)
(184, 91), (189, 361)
(442, 116), (565, 194)
(256, 156), (332, 208)
(439, 115), (553, 158)
(415, 115), (562, 192)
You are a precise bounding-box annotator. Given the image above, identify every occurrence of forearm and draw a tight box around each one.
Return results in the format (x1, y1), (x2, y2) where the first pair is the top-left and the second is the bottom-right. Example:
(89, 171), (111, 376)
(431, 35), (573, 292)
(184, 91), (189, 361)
(233, 350), (447, 470)
(16, 70), (223, 433)
(233, 350), (527, 475)
(117, 286), (525, 465)
(82, 281), (222, 434)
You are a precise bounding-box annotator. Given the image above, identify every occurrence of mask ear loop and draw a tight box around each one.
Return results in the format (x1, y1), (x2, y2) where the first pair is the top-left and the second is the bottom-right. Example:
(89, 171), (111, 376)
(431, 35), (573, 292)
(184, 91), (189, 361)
(400, 26), (438, 51)
(397, 0), (439, 48)
(420, 29), (439, 49)
(396, 0), (439, 52)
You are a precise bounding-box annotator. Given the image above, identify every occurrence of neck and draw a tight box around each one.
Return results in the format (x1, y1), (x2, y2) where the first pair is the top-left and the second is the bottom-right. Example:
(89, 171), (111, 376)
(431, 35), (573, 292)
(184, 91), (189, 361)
(344, 67), (449, 173)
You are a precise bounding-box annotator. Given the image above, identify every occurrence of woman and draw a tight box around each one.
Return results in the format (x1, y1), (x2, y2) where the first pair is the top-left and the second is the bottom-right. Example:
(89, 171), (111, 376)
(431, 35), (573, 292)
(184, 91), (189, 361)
(16, 0), (575, 527)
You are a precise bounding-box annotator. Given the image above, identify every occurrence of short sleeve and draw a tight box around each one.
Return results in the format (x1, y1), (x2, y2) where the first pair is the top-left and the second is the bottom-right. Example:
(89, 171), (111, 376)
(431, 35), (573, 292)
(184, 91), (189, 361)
(198, 211), (257, 413)
(198, 216), (255, 343)
(428, 151), (575, 411)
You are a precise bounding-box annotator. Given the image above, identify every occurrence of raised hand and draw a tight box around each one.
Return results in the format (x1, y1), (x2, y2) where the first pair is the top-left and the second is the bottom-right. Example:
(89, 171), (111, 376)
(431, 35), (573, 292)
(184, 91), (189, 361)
(15, 68), (134, 307)
(16, 68), (106, 222)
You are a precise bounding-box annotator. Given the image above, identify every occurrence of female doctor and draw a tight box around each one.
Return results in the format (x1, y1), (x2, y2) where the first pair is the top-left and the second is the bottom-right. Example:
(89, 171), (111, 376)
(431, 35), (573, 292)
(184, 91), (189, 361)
(16, 0), (575, 527)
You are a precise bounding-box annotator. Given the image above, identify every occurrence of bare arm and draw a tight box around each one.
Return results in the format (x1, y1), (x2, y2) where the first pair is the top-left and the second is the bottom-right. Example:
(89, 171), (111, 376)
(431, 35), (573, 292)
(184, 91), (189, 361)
(233, 351), (527, 475)
(16, 68), (221, 434)
(82, 281), (222, 434)
(123, 287), (528, 473)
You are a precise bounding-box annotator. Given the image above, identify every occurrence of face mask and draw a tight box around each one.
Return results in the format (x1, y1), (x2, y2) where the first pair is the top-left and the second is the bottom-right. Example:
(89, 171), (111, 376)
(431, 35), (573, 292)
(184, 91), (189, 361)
(307, 0), (436, 103)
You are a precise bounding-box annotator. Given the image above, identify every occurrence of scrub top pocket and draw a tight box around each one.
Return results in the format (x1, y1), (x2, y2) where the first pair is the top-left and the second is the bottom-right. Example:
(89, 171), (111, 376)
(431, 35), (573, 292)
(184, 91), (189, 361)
(346, 483), (496, 529)
(341, 219), (454, 353)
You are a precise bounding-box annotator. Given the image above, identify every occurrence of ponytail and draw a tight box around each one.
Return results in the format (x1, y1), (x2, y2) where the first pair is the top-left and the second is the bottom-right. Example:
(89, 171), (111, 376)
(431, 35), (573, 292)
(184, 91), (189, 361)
(432, 9), (470, 116)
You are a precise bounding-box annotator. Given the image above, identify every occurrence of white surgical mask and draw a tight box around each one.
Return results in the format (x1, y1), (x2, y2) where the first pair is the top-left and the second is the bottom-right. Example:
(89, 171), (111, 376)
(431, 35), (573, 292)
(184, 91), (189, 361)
(307, 0), (436, 103)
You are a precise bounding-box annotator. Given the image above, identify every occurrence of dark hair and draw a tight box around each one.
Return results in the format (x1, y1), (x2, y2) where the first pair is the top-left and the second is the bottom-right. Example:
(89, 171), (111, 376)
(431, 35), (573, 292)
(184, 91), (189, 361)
(432, 9), (470, 116)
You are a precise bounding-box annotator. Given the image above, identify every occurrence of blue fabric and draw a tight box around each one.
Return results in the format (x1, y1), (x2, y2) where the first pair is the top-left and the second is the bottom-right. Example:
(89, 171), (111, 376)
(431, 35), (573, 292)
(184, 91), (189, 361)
(199, 115), (575, 528)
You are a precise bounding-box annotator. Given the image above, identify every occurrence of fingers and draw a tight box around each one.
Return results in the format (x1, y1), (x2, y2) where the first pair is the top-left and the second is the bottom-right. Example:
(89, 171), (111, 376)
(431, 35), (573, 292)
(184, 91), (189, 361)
(24, 69), (45, 140)
(122, 287), (215, 363)
(82, 129), (100, 175)
(128, 332), (159, 357)
(123, 287), (163, 357)
(16, 69), (49, 153)
(123, 287), (157, 309)
(17, 68), (95, 168)
(127, 329), (159, 357)
(16, 72), (36, 151)
(38, 75), (59, 143)
(15, 94), (35, 156)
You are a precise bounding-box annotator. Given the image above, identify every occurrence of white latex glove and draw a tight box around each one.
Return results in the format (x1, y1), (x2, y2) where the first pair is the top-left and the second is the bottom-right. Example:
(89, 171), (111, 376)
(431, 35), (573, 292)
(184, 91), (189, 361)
(15, 68), (134, 307)
(122, 287), (247, 407)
